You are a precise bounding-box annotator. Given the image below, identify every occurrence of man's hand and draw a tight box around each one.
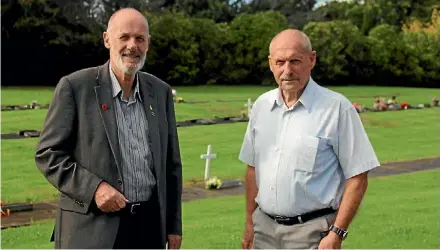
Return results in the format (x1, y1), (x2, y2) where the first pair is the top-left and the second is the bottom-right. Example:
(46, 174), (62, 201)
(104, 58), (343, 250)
(241, 220), (254, 250)
(318, 232), (342, 249)
(167, 234), (182, 249)
(94, 182), (128, 212)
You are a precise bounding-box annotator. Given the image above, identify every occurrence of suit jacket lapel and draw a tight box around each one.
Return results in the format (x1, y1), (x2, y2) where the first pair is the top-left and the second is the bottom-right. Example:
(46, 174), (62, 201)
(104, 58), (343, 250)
(94, 62), (122, 172)
(139, 75), (161, 180)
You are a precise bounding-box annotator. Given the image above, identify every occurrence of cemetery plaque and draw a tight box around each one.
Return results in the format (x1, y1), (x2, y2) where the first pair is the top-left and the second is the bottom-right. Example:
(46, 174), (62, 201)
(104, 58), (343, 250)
(19, 130), (40, 138)
(2, 203), (33, 213)
(219, 180), (243, 189)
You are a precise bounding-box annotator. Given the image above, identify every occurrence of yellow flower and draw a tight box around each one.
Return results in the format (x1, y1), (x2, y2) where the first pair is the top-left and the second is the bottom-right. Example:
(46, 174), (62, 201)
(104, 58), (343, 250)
(205, 176), (223, 190)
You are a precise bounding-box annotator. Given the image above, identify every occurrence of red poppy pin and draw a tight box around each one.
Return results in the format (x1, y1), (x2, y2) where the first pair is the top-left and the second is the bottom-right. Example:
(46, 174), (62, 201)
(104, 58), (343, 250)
(101, 104), (108, 111)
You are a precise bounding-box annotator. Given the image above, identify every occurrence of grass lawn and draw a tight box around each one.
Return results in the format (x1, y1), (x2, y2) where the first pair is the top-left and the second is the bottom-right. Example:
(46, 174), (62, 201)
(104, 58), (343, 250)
(1, 85), (439, 134)
(1, 103), (249, 134)
(1, 108), (439, 203)
(1, 85), (438, 107)
(1, 87), (56, 106)
(2, 169), (438, 249)
(1, 109), (48, 134)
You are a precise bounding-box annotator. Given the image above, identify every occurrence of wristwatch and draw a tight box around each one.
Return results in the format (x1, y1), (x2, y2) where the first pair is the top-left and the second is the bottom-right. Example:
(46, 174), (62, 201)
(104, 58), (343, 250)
(329, 225), (348, 240)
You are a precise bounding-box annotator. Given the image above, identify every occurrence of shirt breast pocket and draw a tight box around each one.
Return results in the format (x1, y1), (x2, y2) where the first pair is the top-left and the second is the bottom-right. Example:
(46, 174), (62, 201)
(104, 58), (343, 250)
(290, 135), (329, 173)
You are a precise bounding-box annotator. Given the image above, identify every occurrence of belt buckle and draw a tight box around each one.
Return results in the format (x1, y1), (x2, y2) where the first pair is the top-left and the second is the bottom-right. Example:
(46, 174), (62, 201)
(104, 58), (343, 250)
(297, 215), (303, 224)
(130, 203), (141, 215)
(274, 215), (285, 223)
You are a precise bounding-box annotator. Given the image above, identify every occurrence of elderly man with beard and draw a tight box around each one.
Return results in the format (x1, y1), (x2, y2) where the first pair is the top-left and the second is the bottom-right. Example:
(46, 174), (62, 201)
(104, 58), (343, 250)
(35, 8), (183, 249)
(239, 29), (379, 249)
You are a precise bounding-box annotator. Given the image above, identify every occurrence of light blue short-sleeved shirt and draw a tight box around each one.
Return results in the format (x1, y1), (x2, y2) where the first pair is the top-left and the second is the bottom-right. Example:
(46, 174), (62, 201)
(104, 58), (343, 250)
(238, 78), (380, 217)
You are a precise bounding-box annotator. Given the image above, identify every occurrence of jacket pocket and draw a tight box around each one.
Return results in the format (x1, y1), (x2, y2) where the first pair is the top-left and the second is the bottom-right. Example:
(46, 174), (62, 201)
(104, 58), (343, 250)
(59, 194), (88, 214)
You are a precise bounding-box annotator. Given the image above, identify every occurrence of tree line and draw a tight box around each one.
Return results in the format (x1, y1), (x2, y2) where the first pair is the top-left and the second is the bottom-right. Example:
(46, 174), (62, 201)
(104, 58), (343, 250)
(1, 0), (439, 87)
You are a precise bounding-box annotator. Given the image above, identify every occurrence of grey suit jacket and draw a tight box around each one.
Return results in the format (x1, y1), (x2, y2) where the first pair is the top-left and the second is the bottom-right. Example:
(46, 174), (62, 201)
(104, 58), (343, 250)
(35, 61), (183, 249)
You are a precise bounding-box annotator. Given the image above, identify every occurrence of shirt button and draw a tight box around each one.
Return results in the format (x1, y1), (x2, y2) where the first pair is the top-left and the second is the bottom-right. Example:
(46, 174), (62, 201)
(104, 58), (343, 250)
(270, 186), (275, 191)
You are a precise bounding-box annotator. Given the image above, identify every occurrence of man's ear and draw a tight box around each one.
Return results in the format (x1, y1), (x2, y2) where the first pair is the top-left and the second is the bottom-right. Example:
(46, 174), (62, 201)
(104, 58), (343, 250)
(310, 50), (317, 69)
(268, 56), (274, 73)
(103, 32), (111, 49)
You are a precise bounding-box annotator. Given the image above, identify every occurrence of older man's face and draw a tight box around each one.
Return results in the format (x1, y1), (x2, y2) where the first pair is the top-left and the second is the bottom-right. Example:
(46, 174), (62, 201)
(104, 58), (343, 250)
(104, 12), (150, 75)
(269, 42), (316, 92)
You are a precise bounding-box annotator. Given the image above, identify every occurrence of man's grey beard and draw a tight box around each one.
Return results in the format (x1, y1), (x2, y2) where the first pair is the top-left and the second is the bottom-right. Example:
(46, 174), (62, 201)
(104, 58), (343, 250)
(117, 55), (146, 75)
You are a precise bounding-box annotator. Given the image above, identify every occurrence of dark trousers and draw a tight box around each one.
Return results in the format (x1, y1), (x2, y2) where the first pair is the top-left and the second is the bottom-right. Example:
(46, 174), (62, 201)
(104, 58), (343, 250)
(113, 194), (164, 249)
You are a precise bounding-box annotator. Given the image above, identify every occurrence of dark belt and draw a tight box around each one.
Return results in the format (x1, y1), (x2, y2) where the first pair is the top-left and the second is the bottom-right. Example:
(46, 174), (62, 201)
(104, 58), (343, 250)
(262, 207), (336, 226)
(118, 202), (149, 215)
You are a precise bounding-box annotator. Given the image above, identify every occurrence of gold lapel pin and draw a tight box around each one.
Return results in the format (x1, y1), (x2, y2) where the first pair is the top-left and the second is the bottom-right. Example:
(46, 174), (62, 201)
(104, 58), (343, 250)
(149, 105), (155, 116)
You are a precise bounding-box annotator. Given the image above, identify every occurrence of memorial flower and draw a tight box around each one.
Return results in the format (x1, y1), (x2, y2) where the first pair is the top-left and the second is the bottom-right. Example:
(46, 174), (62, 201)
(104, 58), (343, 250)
(400, 102), (410, 109)
(240, 110), (247, 118)
(205, 176), (222, 190)
(0, 200), (11, 217)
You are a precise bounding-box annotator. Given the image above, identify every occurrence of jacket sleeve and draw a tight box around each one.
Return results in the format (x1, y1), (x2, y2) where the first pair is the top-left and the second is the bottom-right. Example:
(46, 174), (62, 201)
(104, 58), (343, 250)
(35, 77), (103, 213)
(165, 86), (183, 235)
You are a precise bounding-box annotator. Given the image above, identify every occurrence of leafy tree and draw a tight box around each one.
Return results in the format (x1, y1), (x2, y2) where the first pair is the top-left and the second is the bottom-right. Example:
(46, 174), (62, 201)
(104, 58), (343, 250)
(312, 0), (439, 34)
(367, 24), (428, 85)
(1, 0), (105, 86)
(303, 20), (362, 82)
(227, 10), (290, 84)
(170, 0), (243, 22)
(144, 11), (199, 85)
(243, 0), (317, 28)
(402, 29), (440, 86)
(190, 18), (235, 84)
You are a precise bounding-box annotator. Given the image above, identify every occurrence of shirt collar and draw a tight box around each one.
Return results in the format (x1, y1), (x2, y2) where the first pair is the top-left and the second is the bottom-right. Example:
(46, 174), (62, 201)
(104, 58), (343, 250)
(109, 63), (142, 102)
(271, 77), (317, 113)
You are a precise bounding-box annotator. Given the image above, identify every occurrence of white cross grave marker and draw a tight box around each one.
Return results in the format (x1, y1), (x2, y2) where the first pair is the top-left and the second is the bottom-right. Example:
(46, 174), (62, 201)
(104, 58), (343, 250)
(200, 144), (217, 180)
(244, 98), (253, 118)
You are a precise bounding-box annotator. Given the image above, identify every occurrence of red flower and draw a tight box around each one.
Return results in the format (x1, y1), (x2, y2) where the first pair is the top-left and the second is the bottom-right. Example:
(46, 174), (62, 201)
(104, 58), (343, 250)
(101, 104), (108, 111)
(400, 102), (409, 109)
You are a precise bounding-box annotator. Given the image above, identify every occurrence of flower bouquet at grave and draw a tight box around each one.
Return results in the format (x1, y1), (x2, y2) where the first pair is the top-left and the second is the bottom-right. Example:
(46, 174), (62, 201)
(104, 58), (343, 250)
(0, 200), (11, 217)
(205, 176), (222, 190)
(400, 101), (410, 110)
(240, 109), (247, 118)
